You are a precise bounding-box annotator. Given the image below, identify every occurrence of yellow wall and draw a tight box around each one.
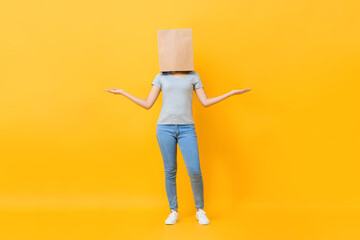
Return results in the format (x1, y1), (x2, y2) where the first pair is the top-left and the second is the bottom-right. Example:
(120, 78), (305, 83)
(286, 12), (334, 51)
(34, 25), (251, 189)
(0, 0), (359, 211)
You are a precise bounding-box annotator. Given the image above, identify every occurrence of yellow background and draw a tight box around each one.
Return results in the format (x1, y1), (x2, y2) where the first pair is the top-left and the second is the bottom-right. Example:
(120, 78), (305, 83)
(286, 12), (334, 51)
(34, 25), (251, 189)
(1, 0), (359, 239)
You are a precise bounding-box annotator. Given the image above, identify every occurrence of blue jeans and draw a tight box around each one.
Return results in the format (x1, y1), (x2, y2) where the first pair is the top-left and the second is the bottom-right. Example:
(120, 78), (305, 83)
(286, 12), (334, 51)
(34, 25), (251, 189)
(156, 124), (204, 211)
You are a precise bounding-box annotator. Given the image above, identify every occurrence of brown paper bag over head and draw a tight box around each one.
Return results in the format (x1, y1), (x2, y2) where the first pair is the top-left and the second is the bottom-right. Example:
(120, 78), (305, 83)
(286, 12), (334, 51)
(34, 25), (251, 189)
(157, 28), (194, 72)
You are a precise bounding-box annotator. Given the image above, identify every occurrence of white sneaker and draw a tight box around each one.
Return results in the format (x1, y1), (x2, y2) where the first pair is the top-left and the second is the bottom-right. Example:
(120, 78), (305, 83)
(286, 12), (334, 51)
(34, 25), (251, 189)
(165, 210), (179, 225)
(196, 209), (210, 225)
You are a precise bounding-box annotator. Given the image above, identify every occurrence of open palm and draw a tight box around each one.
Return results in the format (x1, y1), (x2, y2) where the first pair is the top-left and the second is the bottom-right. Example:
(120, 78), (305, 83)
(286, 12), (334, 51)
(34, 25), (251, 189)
(231, 89), (252, 95)
(104, 87), (124, 94)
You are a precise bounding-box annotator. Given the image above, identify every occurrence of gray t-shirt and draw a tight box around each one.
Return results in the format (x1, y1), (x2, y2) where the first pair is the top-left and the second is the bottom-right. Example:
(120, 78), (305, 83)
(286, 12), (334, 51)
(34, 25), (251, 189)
(151, 71), (204, 125)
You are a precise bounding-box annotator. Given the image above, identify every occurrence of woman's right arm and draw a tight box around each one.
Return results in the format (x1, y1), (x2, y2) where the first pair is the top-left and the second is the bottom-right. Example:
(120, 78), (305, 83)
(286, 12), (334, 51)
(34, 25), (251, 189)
(104, 86), (161, 110)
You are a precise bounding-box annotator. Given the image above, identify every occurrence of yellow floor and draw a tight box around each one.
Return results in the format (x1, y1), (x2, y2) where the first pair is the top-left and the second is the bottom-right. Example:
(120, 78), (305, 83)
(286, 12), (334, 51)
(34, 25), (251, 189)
(1, 203), (359, 240)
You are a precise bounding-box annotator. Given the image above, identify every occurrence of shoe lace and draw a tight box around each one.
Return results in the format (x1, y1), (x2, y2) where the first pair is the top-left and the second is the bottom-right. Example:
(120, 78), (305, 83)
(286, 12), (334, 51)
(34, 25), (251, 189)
(169, 211), (177, 218)
(197, 210), (206, 218)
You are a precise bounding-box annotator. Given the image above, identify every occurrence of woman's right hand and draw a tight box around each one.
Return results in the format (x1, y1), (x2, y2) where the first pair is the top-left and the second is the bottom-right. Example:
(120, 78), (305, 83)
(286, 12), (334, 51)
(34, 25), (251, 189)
(230, 89), (252, 95)
(104, 87), (124, 95)
(104, 85), (161, 110)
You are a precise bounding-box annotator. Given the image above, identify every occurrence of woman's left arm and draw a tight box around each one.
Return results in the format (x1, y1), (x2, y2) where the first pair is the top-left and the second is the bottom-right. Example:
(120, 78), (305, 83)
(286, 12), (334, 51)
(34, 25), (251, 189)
(195, 88), (252, 107)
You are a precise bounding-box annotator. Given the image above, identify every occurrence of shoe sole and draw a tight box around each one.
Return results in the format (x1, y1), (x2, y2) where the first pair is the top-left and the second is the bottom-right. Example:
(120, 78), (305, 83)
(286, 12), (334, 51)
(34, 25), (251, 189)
(165, 218), (179, 225)
(196, 216), (210, 225)
(198, 221), (210, 225)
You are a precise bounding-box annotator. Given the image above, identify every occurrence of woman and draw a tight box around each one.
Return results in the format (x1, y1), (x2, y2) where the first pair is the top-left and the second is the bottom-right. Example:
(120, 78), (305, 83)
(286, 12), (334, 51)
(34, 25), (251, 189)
(104, 71), (251, 225)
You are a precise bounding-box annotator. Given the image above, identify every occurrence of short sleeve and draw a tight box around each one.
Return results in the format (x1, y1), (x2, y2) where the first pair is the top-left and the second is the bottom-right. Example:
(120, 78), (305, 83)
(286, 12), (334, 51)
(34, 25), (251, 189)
(193, 72), (204, 90)
(151, 73), (162, 90)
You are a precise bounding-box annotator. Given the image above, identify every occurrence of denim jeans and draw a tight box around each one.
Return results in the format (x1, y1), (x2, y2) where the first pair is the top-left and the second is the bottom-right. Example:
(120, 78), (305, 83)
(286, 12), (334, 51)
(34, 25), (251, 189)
(156, 124), (204, 211)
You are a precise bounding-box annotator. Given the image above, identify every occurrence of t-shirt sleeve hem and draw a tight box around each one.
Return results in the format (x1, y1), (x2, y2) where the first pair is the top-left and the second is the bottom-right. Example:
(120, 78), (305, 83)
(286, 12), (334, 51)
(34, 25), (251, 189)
(151, 83), (161, 89)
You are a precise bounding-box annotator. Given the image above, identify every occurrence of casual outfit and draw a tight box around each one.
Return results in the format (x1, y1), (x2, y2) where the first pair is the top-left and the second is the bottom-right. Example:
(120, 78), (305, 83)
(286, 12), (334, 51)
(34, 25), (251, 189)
(156, 124), (204, 211)
(152, 71), (207, 216)
(151, 71), (203, 125)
